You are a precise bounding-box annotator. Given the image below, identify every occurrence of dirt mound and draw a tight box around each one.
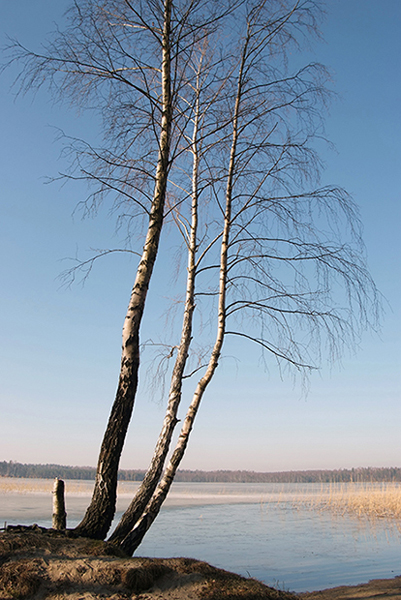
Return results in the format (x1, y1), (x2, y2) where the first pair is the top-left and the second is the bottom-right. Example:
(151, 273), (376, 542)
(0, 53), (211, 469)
(0, 528), (297, 600)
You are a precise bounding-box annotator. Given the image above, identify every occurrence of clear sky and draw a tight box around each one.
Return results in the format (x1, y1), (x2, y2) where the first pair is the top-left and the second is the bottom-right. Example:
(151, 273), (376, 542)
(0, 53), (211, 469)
(0, 0), (400, 473)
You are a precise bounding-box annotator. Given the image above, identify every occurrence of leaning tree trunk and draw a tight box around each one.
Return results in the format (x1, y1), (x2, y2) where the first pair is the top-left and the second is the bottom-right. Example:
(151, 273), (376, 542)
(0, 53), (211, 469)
(118, 201), (231, 554)
(109, 86), (201, 545)
(119, 337), (225, 555)
(74, 0), (173, 540)
(115, 45), (244, 555)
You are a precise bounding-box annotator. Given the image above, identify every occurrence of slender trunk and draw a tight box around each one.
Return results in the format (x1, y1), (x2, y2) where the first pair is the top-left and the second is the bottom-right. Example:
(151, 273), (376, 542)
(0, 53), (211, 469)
(109, 83), (201, 545)
(119, 211), (229, 554)
(75, 0), (173, 540)
(118, 46), (247, 556)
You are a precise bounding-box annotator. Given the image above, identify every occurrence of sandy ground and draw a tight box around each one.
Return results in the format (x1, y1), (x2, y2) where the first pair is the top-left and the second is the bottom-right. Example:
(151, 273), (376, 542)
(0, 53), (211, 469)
(300, 577), (401, 600)
(0, 527), (400, 600)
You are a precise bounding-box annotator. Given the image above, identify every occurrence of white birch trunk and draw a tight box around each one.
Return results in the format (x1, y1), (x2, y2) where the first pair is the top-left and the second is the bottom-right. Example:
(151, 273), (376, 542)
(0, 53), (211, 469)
(109, 77), (202, 545)
(118, 39), (248, 555)
(75, 0), (173, 540)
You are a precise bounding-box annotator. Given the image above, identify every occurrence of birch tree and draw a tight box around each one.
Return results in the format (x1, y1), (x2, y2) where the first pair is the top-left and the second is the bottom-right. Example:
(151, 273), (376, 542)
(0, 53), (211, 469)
(6, 0), (234, 540)
(106, 0), (380, 554)
(6, 0), (380, 552)
(109, 42), (218, 544)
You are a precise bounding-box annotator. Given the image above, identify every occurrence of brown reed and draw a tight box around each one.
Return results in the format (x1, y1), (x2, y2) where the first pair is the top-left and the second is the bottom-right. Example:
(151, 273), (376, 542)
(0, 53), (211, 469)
(293, 482), (401, 523)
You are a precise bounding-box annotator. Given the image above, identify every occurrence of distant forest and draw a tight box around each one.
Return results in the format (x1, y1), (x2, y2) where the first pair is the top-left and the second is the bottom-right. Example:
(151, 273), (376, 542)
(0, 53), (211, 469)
(1, 461), (400, 483)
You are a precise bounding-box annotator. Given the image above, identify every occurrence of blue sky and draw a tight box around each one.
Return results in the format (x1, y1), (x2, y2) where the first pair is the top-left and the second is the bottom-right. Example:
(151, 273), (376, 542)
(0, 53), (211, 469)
(0, 0), (400, 472)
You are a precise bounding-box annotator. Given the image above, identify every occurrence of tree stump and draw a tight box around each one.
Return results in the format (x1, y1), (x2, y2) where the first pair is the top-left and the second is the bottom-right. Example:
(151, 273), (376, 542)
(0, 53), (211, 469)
(52, 478), (67, 530)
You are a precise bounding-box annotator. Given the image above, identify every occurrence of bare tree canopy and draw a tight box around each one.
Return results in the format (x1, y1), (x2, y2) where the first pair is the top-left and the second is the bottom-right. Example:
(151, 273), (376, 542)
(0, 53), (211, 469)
(4, 0), (380, 552)
(106, 0), (380, 554)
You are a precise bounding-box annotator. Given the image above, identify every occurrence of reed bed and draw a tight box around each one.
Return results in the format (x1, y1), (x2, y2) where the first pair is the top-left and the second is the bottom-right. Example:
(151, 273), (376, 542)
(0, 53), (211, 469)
(0, 478), (139, 497)
(292, 483), (401, 525)
(2, 478), (400, 527)
(0, 478), (53, 494)
(0, 478), (95, 496)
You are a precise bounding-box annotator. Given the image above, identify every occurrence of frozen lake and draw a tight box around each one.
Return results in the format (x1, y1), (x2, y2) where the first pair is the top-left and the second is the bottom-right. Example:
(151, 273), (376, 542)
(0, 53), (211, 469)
(1, 479), (400, 592)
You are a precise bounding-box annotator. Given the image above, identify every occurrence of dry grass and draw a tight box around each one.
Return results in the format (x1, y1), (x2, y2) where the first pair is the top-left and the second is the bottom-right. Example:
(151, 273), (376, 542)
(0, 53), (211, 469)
(0, 478), (98, 496)
(0, 479), (54, 494)
(0, 478), (139, 497)
(0, 560), (42, 599)
(291, 483), (401, 524)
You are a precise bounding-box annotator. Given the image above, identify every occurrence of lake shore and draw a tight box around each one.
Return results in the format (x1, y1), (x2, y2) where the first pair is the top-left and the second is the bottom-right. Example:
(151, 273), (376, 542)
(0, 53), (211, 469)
(301, 577), (401, 600)
(0, 528), (400, 600)
(2, 480), (400, 592)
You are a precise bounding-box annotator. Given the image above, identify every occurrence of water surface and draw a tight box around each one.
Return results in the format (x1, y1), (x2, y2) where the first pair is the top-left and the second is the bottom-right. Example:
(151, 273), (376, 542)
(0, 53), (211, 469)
(1, 479), (399, 592)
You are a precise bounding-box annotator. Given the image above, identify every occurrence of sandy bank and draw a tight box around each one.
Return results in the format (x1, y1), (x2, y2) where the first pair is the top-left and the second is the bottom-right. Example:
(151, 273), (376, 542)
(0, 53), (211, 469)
(0, 528), (400, 600)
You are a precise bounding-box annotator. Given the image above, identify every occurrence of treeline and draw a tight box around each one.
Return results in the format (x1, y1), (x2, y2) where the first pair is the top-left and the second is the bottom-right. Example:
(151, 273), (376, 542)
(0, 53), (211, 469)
(1, 461), (400, 483)
(173, 467), (401, 483)
(0, 461), (143, 481)
(0, 462), (99, 481)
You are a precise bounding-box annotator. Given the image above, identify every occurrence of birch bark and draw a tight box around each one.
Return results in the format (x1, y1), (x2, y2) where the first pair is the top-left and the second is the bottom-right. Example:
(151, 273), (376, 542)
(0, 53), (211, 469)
(75, 0), (173, 540)
(117, 37), (248, 554)
(109, 73), (202, 545)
